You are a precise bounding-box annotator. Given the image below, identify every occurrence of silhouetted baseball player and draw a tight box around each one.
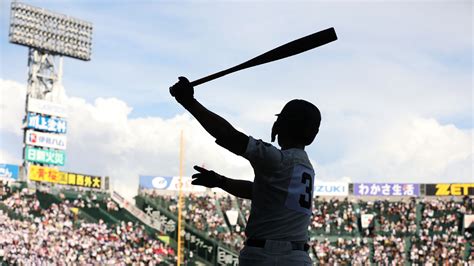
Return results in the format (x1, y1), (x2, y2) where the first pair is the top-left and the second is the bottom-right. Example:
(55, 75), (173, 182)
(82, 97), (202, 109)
(170, 77), (321, 266)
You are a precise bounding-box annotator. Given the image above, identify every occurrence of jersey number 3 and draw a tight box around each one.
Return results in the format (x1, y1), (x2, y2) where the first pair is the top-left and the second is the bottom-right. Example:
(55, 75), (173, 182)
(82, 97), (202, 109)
(285, 164), (314, 215)
(299, 172), (312, 209)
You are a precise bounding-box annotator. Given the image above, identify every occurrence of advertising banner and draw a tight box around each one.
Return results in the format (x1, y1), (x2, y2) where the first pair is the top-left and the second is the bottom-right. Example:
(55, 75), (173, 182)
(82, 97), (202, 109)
(139, 175), (206, 192)
(425, 184), (474, 196)
(29, 165), (67, 184)
(0, 164), (20, 180)
(217, 246), (239, 266)
(25, 130), (67, 150)
(143, 204), (177, 234)
(62, 171), (102, 189)
(354, 183), (420, 196)
(25, 146), (66, 166)
(29, 165), (102, 189)
(27, 97), (68, 117)
(26, 113), (67, 134)
(141, 202), (215, 264)
(314, 181), (349, 196)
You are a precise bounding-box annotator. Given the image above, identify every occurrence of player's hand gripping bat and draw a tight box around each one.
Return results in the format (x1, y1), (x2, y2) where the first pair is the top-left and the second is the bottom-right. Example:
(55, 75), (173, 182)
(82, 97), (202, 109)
(189, 27), (337, 87)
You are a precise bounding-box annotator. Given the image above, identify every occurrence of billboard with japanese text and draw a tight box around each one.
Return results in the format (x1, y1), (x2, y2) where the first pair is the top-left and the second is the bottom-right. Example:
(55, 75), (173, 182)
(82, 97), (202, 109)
(142, 203), (215, 262)
(29, 165), (67, 184)
(139, 175), (206, 192)
(27, 97), (68, 117)
(425, 183), (474, 196)
(0, 164), (20, 180)
(26, 113), (67, 134)
(25, 146), (66, 166)
(29, 165), (101, 189)
(60, 171), (102, 189)
(25, 130), (67, 150)
(217, 246), (238, 266)
(353, 183), (420, 196)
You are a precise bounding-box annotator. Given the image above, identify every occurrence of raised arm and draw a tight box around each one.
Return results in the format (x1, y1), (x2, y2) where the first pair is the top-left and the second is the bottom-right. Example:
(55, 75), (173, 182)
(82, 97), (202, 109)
(191, 166), (253, 200)
(170, 77), (248, 155)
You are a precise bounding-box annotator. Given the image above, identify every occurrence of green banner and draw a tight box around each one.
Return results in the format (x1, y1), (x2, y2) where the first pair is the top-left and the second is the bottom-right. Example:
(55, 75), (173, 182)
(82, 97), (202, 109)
(25, 146), (66, 166)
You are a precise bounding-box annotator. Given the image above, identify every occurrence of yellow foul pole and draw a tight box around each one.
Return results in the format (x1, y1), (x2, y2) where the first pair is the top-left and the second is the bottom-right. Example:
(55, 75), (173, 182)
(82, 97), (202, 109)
(177, 130), (185, 265)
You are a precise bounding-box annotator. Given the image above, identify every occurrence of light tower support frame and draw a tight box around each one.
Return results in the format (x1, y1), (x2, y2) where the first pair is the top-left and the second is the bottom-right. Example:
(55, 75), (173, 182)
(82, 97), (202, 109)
(22, 48), (64, 180)
(9, 1), (93, 181)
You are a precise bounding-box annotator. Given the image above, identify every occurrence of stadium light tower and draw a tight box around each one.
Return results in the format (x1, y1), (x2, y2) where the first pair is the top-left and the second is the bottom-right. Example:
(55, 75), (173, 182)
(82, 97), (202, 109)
(9, 1), (93, 180)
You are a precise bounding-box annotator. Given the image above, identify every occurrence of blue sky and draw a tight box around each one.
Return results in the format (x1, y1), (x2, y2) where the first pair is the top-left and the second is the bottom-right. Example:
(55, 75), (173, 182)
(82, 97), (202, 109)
(0, 0), (472, 198)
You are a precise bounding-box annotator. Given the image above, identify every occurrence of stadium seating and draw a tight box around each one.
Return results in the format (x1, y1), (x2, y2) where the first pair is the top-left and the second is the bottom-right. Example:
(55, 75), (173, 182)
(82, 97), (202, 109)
(142, 191), (473, 265)
(1, 182), (472, 264)
(0, 186), (177, 265)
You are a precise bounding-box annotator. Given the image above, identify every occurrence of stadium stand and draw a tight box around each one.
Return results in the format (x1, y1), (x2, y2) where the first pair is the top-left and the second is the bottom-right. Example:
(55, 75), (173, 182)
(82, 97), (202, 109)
(141, 192), (472, 265)
(0, 180), (472, 265)
(0, 185), (177, 265)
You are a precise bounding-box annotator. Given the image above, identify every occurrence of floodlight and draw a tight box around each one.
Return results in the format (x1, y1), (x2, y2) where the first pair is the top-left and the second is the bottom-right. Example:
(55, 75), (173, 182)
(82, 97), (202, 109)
(9, 2), (93, 61)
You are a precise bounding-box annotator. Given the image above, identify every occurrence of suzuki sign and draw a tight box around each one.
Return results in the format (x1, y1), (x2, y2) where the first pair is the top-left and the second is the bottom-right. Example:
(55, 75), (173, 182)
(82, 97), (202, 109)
(313, 182), (349, 196)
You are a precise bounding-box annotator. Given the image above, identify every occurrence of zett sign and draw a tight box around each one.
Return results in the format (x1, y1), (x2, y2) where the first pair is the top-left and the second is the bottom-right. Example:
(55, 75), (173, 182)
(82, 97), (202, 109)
(425, 184), (474, 196)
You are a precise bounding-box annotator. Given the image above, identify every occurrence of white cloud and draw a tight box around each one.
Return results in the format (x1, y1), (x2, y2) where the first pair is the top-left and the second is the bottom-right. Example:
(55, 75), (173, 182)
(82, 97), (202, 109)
(64, 93), (252, 200)
(0, 80), (25, 135)
(1, 79), (471, 200)
(0, 149), (20, 165)
(320, 116), (473, 183)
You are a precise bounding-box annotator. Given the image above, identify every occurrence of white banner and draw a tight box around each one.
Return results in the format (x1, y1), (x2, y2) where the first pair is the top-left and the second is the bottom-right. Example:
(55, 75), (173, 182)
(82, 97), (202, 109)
(225, 210), (239, 226)
(464, 214), (474, 229)
(28, 97), (68, 118)
(313, 181), (349, 196)
(25, 130), (67, 150)
(361, 214), (374, 228)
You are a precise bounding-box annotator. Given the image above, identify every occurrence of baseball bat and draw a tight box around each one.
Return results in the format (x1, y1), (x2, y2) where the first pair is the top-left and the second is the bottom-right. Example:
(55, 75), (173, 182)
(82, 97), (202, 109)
(190, 27), (337, 87)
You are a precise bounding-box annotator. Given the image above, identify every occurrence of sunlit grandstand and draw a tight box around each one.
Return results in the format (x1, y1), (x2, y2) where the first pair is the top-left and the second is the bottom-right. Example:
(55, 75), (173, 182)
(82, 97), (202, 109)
(0, 178), (472, 265)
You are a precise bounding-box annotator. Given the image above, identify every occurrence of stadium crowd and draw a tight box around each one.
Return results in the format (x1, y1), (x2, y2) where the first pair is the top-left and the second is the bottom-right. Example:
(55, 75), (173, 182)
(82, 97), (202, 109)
(218, 195), (247, 250)
(311, 197), (359, 236)
(159, 192), (246, 251)
(408, 198), (472, 264)
(311, 237), (371, 264)
(0, 188), (176, 264)
(1, 183), (472, 264)
(359, 198), (418, 237)
(146, 192), (472, 264)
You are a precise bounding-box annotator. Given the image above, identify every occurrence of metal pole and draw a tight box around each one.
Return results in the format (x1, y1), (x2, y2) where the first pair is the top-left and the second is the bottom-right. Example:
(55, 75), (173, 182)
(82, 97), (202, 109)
(177, 130), (185, 265)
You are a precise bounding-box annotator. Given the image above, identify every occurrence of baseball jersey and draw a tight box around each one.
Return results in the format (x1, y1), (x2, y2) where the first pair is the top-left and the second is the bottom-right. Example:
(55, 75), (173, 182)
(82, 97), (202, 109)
(242, 136), (315, 242)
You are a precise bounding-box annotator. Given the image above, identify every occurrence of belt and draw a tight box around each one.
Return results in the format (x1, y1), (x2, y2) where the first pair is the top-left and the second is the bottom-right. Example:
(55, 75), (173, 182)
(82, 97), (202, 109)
(245, 239), (310, 252)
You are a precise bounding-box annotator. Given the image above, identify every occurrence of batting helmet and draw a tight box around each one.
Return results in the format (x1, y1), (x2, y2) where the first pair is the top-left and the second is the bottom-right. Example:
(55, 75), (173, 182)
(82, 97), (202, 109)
(271, 99), (321, 146)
